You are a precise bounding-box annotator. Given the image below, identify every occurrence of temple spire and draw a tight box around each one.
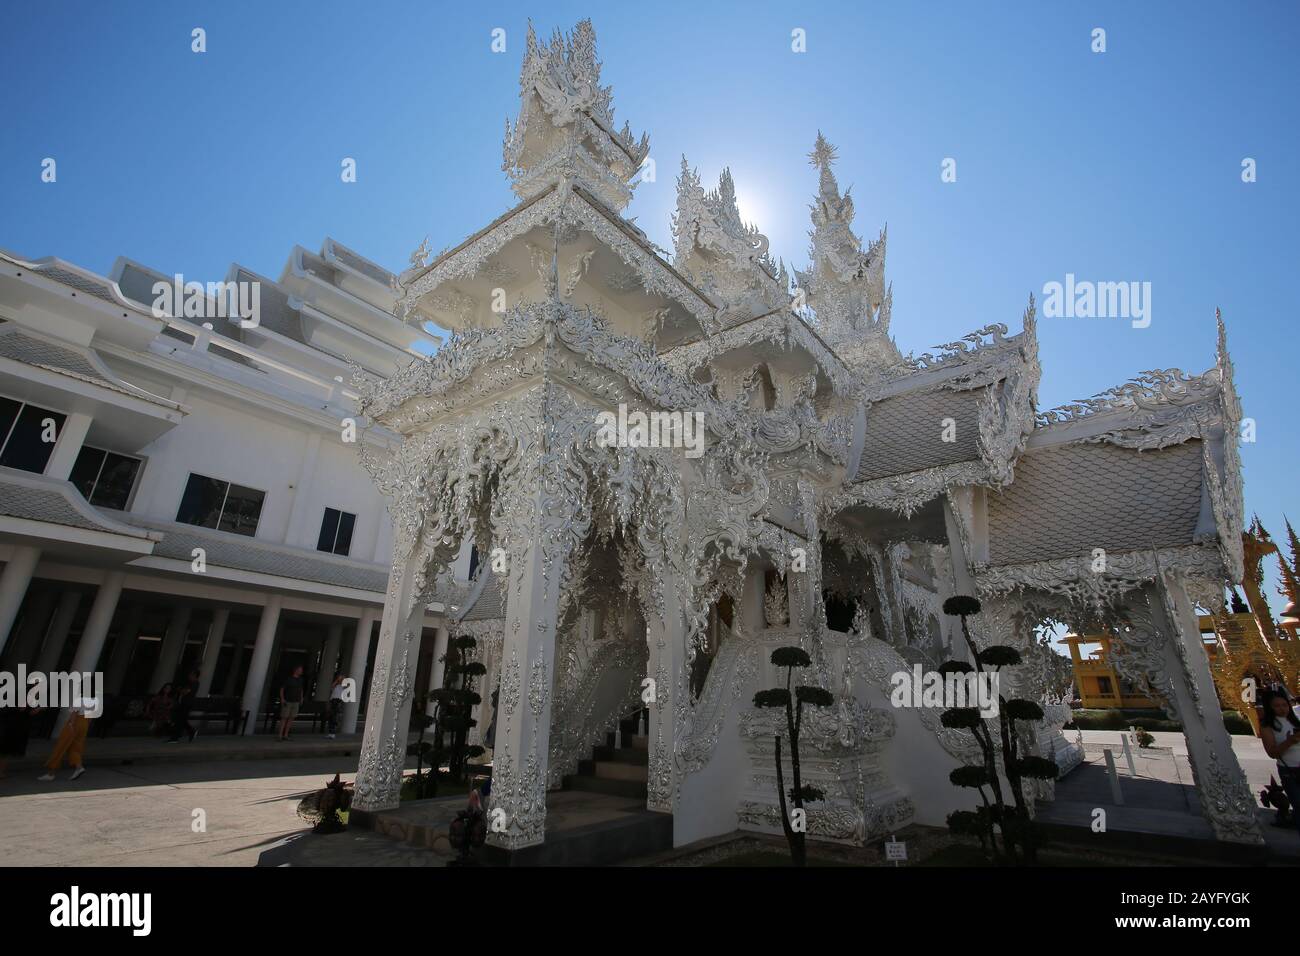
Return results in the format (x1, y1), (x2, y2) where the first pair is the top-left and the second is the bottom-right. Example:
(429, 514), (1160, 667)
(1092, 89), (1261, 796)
(503, 19), (648, 212)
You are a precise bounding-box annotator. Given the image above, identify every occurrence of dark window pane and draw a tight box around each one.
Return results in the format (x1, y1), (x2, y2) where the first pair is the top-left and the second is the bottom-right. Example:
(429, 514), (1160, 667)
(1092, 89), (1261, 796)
(468, 546), (480, 579)
(69, 446), (106, 500)
(0, 405), (67, 473)
(218, 483), (263, 536)
(0, 396), (21, 448)
(334, 511), (355, 556)
(176, 474), (226, 529)
(90, 452), (141, 510)
(317, 508), (340, 553)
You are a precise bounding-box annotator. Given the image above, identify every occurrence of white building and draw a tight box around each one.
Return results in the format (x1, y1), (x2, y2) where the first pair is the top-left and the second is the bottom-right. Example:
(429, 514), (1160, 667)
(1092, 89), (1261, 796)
(0, 238), (453, 735)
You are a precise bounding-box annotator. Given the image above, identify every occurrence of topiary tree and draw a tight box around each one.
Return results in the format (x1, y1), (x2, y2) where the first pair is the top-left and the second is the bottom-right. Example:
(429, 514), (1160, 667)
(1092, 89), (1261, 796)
(414, 635), (486, 797)
(753, 646), (833, 867)
(940, 595), (1058, 865)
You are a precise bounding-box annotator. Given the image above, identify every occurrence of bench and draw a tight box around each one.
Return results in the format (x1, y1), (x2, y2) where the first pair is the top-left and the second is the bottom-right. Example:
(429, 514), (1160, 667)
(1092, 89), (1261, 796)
(261, 699), (327, 735)
(93, 694), (249, 738)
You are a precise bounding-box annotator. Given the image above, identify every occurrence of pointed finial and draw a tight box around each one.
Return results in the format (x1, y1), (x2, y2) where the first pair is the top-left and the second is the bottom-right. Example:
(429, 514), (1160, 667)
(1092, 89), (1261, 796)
(807, 131), (838, 170)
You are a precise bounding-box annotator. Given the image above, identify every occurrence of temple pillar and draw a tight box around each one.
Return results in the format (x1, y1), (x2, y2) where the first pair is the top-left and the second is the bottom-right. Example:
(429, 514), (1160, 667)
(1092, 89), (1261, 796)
(1153, 574), (1263, 844)
(644, 566), (689, 814)
(484, 526), (566, 850)
(352, 557), (428, 812)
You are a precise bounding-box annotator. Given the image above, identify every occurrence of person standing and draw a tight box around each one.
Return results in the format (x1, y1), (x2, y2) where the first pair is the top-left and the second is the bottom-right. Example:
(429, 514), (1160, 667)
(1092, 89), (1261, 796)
(38, 703), (92, 781)
(326, 671), (345, 739)
(1260, 689), (1300, 836)
(168, 669), (200, 742)
(278, 665), (305, 741)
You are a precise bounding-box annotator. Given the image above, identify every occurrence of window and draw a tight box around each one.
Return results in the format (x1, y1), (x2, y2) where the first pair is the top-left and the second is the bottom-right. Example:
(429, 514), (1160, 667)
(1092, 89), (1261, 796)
(1096, 676), (1114, 696)
(176, 473), (265, 537)
(317, 507), (355, 556)
(0, 396), (67, 474)
(69, 446), (143, 510)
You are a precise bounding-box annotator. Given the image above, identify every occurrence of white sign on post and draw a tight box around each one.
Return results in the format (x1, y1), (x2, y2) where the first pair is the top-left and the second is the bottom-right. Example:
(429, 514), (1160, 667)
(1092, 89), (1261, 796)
(885, 835), (907, 866)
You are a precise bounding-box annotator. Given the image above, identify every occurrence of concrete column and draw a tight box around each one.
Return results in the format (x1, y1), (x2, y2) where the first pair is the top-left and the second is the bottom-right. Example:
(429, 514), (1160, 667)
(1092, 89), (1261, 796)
(35, 589), (83, 673)
(315, 622), (344, 701)
(0, 545), (41, 657)
(196, 607), (230, 697)
(149, 605), (192, 690)
(428, 626), (449, 691)
(104, 604), (143, 694)
(223, 642), (246, 697)
(5, 585), (54, 665)
(240, 596), (283, 734)
(341, 608), (378, 736)
(54, 571), (125, 734)
(43, 412), (92, 481)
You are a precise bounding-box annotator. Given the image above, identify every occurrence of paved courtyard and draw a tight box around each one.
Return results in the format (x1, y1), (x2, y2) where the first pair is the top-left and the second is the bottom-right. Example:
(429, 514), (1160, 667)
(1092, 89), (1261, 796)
(0, 752), (426, 866)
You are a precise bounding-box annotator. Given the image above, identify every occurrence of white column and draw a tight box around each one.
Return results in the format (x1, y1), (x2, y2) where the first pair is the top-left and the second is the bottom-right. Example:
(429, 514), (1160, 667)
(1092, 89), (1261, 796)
(43, 412), (92, 480)
(5, 583), (53, 664)
(428, 626), (449, 691)
(645, 567), (688, 814)
(240, 596), (283, 734)
(53, 571), (125, 734)
(35, 589), (82, 673)
(148, 605), (192, 690)
(0, 545), (41, 657)
(196, 607), (230, 697)
(315, 622), (344, 701)
(341, 608), (377, 735)
(1151, 575), (1264, 844)
(104, 603), (143, 694)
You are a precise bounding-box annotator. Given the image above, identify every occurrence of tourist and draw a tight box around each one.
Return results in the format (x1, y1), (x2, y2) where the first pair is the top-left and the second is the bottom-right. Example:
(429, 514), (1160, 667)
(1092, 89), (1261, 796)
(326, 670), (345, 739)
(38, 703), (93, 782)
(278, 665), (305, 741)
(1259, 689), (1300, 835)
(168, 669), (201, 742)
(0, 704), (40, 780)
(146, 684), (174, 736)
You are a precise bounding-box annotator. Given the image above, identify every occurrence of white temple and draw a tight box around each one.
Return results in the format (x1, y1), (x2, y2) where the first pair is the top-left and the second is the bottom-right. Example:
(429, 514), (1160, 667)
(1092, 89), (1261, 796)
(348, 20), (1260, 857)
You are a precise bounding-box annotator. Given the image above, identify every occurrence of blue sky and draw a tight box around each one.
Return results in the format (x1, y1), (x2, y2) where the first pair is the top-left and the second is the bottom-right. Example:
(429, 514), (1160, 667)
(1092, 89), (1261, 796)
(2, 1), (1297, 612)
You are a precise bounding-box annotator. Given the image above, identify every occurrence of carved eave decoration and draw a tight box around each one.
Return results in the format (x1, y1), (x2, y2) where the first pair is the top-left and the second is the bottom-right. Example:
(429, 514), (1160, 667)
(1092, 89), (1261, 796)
(974, 543), (1229, 614)
(394, 183), (716, 347)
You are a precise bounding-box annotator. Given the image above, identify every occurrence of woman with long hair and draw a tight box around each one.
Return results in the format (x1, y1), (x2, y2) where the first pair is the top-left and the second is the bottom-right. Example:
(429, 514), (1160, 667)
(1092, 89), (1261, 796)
(1259, 688), (1300, 835)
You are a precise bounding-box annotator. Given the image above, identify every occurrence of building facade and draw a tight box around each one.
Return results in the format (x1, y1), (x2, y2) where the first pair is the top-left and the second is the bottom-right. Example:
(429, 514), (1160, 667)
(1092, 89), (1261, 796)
(0, 237), (459, 735)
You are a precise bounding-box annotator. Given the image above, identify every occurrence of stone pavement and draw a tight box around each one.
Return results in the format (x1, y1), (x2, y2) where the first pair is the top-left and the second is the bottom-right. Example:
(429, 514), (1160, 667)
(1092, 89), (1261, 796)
(0, 754), (403, 866)
(1041, 729), (1300, 859)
